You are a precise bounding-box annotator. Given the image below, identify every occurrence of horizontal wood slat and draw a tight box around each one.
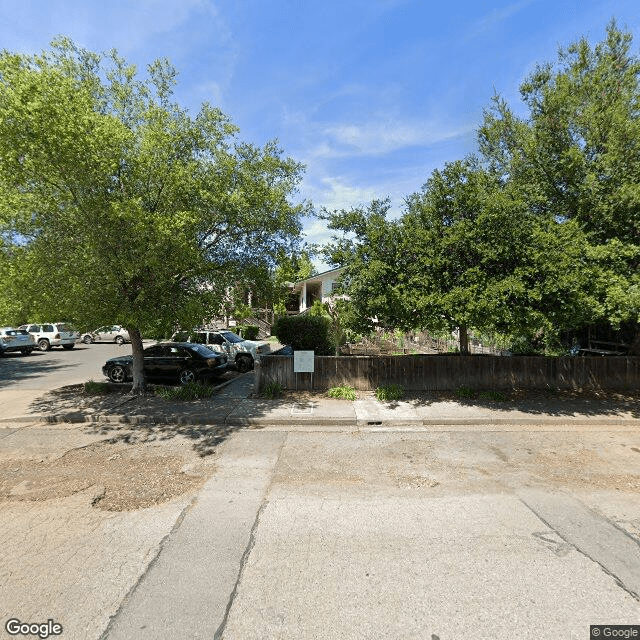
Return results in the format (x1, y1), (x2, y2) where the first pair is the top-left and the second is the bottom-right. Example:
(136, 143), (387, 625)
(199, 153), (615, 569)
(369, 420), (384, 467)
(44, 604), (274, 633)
(257, 355), (640, 392)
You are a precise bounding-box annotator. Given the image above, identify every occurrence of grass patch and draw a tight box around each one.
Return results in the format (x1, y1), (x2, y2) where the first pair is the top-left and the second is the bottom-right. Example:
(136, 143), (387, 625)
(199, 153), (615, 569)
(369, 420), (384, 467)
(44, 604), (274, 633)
(375, 384), (405, 402)
(455, 386), (476, 399)
(261, 381), (283, 399)
(155, 381), (215, 401)
(326, 385), (357, 400)
(84, 380), (111, 395)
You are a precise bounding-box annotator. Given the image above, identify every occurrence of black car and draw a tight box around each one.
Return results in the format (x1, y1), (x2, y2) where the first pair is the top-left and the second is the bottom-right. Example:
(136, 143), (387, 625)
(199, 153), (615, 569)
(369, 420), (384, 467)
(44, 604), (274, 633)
(102, 342), (229, 385)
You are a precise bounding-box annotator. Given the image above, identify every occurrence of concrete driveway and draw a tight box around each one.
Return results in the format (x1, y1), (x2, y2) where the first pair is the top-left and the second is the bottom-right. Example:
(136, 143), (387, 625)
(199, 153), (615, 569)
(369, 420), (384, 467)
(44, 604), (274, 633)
(1, 422), (639, 640)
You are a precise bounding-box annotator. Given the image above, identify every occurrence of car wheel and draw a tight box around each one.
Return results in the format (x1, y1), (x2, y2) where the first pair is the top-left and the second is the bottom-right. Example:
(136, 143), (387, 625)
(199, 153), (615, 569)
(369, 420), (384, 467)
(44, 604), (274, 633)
(115, 336), (125, 345)
(236, 355), (253, 373)
(62, 344), (75, 350)
(179, 369), (196, 385)
(83, 335), (93, 344)
(37, 339), (51, 352)
(108, 365), (127, 383)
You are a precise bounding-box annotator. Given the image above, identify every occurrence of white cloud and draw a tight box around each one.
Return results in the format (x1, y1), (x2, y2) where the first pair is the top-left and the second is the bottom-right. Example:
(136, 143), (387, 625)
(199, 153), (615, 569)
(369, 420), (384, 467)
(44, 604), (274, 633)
(469, 0), (535, 38)
(309, 119), (472, 159)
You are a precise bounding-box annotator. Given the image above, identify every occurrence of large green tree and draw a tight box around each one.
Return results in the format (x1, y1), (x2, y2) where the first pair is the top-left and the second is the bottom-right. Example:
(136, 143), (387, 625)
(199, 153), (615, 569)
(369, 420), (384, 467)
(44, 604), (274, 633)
(478, 20), (640, 350)
(0, 38), (308, 390)
(323, 162), (598, 353)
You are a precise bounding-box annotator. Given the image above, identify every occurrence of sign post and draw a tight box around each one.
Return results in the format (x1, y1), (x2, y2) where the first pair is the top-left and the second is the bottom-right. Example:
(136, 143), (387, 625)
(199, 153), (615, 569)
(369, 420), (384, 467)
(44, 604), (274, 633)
(293, 350), (315, 389)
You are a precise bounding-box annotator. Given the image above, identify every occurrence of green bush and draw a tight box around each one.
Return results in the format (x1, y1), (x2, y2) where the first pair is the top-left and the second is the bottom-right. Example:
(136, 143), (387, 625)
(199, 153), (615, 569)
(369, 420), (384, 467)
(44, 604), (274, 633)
(478, 390), (507, 402)
(271, 314), (334, 355)
(455, 386), (475, 399)
(375, 384), (405, 402)
(261, 381), (283, 399)
(84, 380), (111, 395)
(326, 385), (357, 400)
(236, 325), (259, 340)
(155, 381), (215, 401)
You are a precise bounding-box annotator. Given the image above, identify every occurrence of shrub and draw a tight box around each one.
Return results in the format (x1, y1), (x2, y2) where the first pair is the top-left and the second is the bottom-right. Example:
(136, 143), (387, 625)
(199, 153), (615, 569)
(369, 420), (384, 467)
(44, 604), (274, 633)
(155, 381), (215, 401)
(271, 314), (334, 355)
(84, 380), (111, 395)
(261, 381), (283, 399)
(455, 386), (475, 399)
(327, 385), (357, 400)
(375, 384), (405, 402)
(478, 390), (507, 402)
(236, 325), (259, 340)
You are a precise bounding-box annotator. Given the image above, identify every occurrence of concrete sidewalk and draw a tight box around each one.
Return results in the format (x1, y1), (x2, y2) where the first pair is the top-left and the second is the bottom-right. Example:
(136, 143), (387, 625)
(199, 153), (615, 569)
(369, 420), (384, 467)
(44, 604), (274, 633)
(0, 372), (639, 427)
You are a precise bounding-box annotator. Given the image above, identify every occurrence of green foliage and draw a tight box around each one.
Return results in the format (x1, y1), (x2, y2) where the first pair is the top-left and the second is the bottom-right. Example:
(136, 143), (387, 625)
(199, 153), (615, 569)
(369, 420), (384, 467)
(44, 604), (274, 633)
(155, 381), (215, 401)
(375, 384), (405, 402)
(321, 23), (640, 352)
(271, 314), (334, 354)
(0, 38), (308, 389)
(477, 20), (640, 341)
(326, 385), (357, 400)
(84, 380), (111, 395)
(455, 386), (476, 399)
(236, 325), (259, 340)
(261, 380), (283, 399)
(478, 390), (507, 402)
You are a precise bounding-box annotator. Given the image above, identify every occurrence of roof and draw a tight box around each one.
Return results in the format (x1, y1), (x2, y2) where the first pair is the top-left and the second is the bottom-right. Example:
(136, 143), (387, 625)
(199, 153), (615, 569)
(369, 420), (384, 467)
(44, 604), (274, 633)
(292, 266), (344, 288)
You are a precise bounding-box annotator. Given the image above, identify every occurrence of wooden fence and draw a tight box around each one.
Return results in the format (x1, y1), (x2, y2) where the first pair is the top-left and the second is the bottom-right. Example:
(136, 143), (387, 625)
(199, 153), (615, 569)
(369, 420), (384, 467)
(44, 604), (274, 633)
(256, 354), (640, 391)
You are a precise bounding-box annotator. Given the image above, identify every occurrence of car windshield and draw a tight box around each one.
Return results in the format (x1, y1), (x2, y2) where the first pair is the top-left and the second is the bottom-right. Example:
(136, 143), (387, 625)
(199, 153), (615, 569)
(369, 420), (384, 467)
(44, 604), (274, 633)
(57, 324), (72, 332)
(187, 343), (218, 357)
(221, 331), (244, 343)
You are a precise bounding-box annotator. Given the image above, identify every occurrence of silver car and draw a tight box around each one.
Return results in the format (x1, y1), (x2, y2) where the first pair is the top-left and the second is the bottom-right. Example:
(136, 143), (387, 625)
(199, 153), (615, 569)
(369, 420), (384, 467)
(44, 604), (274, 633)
(0, 327), (36, 356)
(81, 325), (130, 345)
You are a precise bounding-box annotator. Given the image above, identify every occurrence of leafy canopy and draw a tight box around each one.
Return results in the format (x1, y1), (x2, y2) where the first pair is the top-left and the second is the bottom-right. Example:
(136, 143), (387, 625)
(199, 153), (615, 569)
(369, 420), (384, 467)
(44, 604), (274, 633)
(0, 38), (308, 388)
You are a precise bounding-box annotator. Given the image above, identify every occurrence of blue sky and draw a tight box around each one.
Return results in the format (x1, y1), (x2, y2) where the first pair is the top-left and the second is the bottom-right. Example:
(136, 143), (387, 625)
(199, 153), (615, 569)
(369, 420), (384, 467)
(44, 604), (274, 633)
(2, 0), (639, 269)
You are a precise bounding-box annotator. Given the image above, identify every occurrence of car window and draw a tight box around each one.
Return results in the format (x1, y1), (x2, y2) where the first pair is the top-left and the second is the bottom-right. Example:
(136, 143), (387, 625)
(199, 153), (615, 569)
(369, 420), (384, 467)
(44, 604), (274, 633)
(43, 325), (54, 332)
(57, 324), (71, 332)
(111, 326), (119, 331)
(144, 346), (167, 357)
(221, 331), (243, 343)
(188, 343), (216, 357)
(29, 325), (40, 332)
(210, 334), (224, 345)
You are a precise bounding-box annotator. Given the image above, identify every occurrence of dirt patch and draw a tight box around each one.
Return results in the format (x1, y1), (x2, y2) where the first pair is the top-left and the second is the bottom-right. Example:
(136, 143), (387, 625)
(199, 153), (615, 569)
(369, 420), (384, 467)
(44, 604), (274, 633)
(0, 439), (216, 511)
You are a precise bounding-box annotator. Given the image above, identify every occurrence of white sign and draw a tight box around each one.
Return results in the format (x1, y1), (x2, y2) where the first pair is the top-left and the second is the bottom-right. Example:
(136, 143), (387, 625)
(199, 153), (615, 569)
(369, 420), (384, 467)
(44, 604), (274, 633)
(293, 350), (315, 373)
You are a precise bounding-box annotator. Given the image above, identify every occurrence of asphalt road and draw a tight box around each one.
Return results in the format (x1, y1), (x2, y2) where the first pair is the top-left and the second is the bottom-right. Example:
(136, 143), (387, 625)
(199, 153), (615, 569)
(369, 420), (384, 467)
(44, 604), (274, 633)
(0, 341), (146, 391)
(1, 422), (639, 640)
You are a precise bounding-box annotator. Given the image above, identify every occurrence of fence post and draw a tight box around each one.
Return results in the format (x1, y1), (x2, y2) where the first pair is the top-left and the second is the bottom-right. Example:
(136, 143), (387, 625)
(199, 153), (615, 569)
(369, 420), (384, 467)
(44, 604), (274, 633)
(254, 359), (261, 394)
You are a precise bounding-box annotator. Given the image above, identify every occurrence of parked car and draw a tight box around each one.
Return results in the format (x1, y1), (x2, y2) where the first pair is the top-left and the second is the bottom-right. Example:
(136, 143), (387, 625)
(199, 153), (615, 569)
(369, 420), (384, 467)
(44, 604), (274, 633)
(81, 325), (130, 345)
(102, 342), (229, 385)
(18, 323), (79, 351)
(0, 327), (36, 356)
(172, 329), (270, 373)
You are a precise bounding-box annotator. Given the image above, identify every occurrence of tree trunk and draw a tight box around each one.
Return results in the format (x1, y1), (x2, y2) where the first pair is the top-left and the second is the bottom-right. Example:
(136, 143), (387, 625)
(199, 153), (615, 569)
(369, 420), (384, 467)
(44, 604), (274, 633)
(459, 325), (469, 354)
(127, 327), (146, 394)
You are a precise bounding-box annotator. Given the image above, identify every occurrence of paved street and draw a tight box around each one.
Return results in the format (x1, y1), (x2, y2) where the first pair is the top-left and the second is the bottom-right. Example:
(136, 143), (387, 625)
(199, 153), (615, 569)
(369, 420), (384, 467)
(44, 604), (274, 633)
(0, 341), (142, 391)
(1, 422), (639, 640)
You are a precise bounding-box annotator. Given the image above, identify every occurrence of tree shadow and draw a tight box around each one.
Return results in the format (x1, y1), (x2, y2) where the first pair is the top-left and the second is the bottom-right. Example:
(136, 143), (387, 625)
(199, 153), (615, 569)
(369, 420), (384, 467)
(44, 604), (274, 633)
(398, 389), (640, 419)
(0, 350), (81, 386)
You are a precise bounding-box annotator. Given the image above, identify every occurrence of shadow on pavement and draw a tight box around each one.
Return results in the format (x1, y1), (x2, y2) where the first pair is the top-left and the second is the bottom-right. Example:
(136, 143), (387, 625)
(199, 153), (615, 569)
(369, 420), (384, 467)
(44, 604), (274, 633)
(0, 350), (82, 386)
(392, 389), (640, 419)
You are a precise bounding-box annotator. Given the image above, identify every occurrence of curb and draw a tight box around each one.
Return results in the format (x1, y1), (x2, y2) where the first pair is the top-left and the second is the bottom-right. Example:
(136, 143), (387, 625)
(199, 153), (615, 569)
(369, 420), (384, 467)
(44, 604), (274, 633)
(2, 412), (640, 428)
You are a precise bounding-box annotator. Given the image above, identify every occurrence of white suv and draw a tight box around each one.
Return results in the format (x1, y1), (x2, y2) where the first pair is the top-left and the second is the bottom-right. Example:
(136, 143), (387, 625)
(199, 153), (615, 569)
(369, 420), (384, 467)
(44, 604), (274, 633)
(19, 323), (79, 351)
(173, 329), (270, 372)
